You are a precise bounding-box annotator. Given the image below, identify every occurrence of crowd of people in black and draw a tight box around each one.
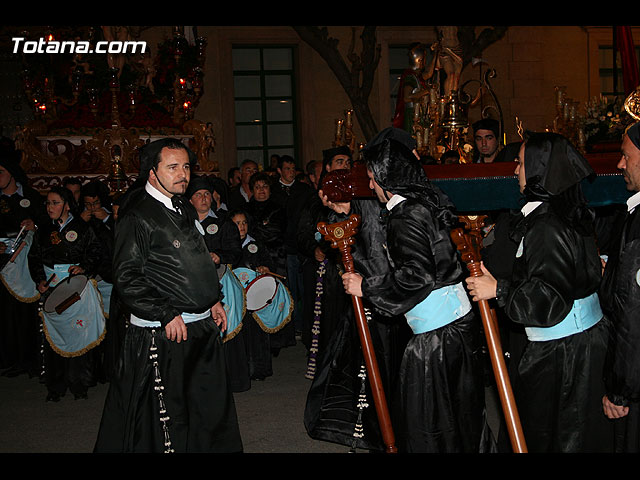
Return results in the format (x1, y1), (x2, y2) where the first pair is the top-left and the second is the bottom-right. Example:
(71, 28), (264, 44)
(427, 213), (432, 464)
(2, 120), (640, 454)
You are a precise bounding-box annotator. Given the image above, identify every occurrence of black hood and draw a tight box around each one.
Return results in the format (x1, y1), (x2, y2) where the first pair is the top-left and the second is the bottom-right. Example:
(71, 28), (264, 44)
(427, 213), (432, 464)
(362, 134), (457, 227)
(523, 131), (595, 200)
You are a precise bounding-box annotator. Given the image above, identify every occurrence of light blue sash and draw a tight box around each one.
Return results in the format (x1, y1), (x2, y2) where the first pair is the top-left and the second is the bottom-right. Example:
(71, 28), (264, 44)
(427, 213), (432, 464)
(0, 232), (39, 302)
(41, 278), (106, 357)
(404, 282), (472, 334)
(130, 310), (210, 328)
(525, 292), (603, 342)
(219, 266), (246, 341)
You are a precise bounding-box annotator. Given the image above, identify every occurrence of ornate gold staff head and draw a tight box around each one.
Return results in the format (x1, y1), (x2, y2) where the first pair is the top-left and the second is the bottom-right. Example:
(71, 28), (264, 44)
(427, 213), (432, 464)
(624, 86), (640, 122)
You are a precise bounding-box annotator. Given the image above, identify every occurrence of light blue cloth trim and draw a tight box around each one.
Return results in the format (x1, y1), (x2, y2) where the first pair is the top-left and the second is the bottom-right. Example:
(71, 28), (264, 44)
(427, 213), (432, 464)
(404, 282), (472, 334)
(41, 280), (105, 356)
(0, 232), (39, 300)
(525, 292), (603, 342)
(44, 264), (75, 288)
(96, 280), (112, 316)
(130, 309), (211, 328)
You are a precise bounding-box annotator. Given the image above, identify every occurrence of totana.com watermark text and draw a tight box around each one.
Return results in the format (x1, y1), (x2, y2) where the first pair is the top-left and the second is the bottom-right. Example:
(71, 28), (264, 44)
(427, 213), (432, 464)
(12, 37), (147, 55)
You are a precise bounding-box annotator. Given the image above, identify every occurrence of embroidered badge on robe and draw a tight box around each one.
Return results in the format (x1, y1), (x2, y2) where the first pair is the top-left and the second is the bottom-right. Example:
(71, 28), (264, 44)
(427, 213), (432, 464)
(50, 231), (61, 245)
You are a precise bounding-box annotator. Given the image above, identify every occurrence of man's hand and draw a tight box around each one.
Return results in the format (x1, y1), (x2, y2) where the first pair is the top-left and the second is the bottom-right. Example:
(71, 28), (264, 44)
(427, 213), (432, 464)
(68, 265), (85, 275)
(602, 395), (629, 419)
(256, 265), (271, 275)
(318, 189), (351, 215)
(210, 252), (221, 264)
(314, 246), (326, 262)
(20, 218), (36, 231)
(165, 315), (188, 343)
(342, 272), (363, 297)
(92, 208), (109, 221)
(37, 278), (52, 294)
(80, 209), (92, 222)
(211, 301), (227, 332)
(464, 262), (497, 301)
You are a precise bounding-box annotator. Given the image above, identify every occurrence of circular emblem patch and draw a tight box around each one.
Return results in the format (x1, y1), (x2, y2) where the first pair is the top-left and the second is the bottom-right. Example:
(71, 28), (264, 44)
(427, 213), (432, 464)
(19, 198), (31, 208)
(248, 243), (258, 254)
(173, 239), (181, 248)
(65, 230), (78, 242)
(206, 223), (219, 235)
(636, 268), (640, 287)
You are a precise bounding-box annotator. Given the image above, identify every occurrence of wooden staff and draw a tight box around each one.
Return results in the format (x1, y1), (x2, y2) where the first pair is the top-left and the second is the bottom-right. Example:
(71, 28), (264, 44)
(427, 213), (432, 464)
(451, 215), (527, 453)
(317, 214), (397, 454)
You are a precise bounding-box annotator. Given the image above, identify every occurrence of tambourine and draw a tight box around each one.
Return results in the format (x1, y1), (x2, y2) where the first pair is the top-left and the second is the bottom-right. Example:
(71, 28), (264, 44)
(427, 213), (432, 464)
(44, 274), (89, 314)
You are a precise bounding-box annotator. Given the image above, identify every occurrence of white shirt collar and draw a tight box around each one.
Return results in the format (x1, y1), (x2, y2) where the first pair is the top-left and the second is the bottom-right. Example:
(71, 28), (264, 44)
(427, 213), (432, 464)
(1, 182), (23, 197)
(280, 179), (295, 187)
(521, 201), (543, 217)
(145, 181), (177, 212)
(242, 234), (255, 248)
(385, 194), (406, 211)
(57, 212), (74, 231)
(627, 190), (640, 213)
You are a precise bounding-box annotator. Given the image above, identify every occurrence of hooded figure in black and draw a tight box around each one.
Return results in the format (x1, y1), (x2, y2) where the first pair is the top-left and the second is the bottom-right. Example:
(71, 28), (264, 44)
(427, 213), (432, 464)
(338, 131), (490, 453)
(303, 137), (414, 452)
(94, 138), (242, 453)
(467, 131), (614, 453)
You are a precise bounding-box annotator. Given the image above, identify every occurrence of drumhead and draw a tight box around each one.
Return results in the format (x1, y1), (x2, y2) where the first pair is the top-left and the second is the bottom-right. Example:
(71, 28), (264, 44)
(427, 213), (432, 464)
(245, 275), (277, 311)
(44, 274), (88, 313)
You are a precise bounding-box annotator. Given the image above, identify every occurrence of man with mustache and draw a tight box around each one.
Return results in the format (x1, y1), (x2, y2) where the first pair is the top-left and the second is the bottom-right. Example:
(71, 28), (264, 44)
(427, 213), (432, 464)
(94, 138), (242, 453)
(601, 122), (640, 452)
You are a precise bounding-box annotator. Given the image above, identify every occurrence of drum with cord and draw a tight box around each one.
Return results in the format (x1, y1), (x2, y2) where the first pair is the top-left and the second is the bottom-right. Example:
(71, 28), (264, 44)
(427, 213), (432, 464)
(40, 267), (106, 358)
(44, 274), (88, 314)
(233, 267), (293, 333)
(217, 264), (245, 341)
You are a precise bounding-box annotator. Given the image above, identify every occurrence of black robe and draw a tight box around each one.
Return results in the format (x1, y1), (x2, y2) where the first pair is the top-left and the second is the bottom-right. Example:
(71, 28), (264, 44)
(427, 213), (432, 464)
(245, 197), (292, 350)
(0, 185), (47, 375)
(199, 211), (246, 392)
(28, 215), (104, 398)
(199, 212), (242, 267)
(234, 236), (273, 381)
(496, 202), (613, 453)
(601, 204), (640, 452)
(94, 187), (242, 453)
(301, 196), (410, 452)
(361, 197), (488, 453)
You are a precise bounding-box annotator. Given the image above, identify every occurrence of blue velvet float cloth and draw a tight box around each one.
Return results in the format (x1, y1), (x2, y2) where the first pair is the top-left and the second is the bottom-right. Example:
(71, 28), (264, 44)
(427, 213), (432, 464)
(94, 315), (243, 453)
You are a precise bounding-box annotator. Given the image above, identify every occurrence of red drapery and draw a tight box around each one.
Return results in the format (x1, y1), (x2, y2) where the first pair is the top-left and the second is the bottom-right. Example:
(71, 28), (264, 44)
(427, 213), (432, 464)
(615, 26), (639, 96)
